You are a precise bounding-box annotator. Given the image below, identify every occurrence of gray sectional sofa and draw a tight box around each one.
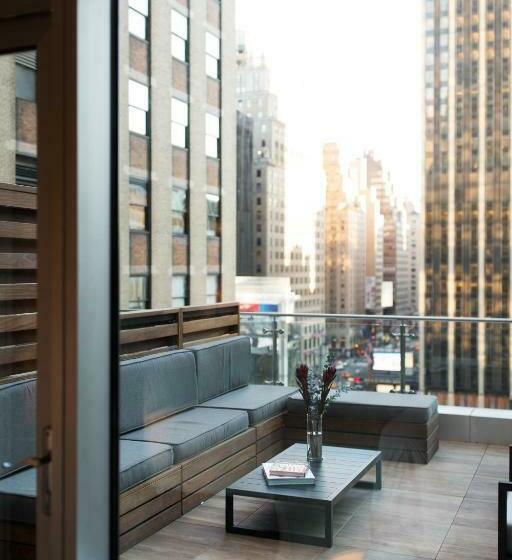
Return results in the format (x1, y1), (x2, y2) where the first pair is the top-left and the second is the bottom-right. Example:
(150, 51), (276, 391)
(0, 336), (297, 556)
(0, 334), (440, 557)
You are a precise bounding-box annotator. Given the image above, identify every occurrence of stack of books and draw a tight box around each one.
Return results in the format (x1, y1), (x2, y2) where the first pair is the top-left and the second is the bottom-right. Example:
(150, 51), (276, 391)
(262, 462), (315, 486)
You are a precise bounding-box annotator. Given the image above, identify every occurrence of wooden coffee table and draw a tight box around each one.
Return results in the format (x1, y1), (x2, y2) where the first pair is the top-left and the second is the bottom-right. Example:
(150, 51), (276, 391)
(226, 444), (382, 547)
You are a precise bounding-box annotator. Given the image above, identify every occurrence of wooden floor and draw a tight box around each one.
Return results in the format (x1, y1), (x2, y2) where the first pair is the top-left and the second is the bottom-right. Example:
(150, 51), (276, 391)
(121, 441), (504, 560)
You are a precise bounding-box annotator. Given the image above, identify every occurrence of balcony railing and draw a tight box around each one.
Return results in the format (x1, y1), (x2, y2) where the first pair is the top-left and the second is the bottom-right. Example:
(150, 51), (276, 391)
(240, 311), (512, 410)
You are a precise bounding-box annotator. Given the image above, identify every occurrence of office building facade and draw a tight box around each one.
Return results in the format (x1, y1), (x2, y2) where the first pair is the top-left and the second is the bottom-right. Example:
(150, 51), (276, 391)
(236, 42), (286, 276)
(423, 0), (511, 406)
(120, 0), (236, 310)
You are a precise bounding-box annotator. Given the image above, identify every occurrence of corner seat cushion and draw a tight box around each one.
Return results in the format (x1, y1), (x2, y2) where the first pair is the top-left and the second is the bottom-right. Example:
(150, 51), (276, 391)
(120, 349), (198, 434)
(0, 441), (175, 524)
(119, 440), (173, 491)
(121, 407), (249, 463)
(198, 384), (299, 425)
(189, 336), (251, 403)
(287, 391), (438, 424)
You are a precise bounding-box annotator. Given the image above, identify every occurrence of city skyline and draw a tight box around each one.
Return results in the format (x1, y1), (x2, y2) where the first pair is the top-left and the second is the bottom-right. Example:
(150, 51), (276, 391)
(236, 0), (424, 256)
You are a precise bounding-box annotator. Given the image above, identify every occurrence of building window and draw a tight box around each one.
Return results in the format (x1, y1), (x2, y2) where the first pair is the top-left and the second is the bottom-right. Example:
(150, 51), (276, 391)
(206, 274), (220, 304)
(129, 276), (149, 309)
(172, 186), (187, 234)
(206, 193), (220, 236)
(129, 180), (148, 231)
(172, 275), (188, 307)
(171, 97), (188, 148)
(16, 64), (36, 101)
(171, 9), (188, 62)
(129, 0), (149, 40)
(205, 32), (220, 79)
(205, 113), (220, 157)
(128, 79), (149, 135)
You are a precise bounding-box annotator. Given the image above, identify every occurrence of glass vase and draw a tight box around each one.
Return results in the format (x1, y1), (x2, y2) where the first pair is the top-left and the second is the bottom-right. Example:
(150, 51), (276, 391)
(306, 412), (323, 462)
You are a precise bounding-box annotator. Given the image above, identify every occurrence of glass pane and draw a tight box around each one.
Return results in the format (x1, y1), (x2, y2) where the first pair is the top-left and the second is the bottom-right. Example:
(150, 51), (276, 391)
(171, 35), (186, 62)
(205, 134), (218, 157)
(171, 122), (186, 147)
(128, 106), (147, 134)
(0, 49), (38, 555)
(129, 181), (147, 205)
(172, 275), (186, 297)
(172, 188), (187, 211)
(129, 205), (146, 230)
(171, 10), (188, 40)
(129, 0), (148, 16)
(205, 31), (220, 58)
(129, 79), (149, 111)
(128, 8), (146, 40)
(171, 97), (188, 125)
(206, 54), (219, 79)
(205, 113), (220, 137)
(128, 276), (148, 309)
(172, 212), (185, 234)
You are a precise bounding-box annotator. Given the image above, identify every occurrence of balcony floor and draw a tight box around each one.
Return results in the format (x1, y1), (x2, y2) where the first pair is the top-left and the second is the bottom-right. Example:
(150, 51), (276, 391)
(122, 441), (504, 560)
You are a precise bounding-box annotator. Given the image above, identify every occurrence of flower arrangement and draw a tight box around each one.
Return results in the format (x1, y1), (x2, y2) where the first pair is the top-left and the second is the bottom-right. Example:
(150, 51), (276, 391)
(295, 356), (347, 416)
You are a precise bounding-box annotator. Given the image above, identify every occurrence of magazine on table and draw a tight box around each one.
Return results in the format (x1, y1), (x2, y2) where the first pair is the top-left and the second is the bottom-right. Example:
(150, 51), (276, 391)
(262, 463), (315, 486)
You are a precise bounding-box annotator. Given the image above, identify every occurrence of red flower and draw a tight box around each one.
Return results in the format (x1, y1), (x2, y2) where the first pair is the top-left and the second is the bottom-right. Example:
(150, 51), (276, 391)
(296, 364), (309, 381)
(323, 366), (336, 384)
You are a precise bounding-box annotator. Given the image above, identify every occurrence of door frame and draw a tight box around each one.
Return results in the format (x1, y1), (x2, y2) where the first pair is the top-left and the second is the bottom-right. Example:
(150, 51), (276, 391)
(0, 1), (118, 559)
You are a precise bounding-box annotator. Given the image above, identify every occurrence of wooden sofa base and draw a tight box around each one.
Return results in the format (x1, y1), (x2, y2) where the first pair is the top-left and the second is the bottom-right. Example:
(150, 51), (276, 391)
(0, 408), (440, 556)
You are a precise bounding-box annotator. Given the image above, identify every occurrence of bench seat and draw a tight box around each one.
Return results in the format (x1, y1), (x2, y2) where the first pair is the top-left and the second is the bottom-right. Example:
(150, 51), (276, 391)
(0, 439), (175, 524)
(121, 407), (249, 463)
(285, 391), (439, 464)
(287, 391), (438, 422)
(198, 384), (298, 425)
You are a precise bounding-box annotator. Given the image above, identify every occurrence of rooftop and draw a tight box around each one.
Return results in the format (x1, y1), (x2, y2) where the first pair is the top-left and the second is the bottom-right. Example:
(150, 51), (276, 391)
(122, 441), (502, 560)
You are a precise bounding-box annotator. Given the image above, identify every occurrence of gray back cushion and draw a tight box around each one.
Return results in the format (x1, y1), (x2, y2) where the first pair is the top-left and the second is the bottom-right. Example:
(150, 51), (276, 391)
(120, 350), (197, 434)
(0, 379), (36, 478)
(189, 336), (251, 403)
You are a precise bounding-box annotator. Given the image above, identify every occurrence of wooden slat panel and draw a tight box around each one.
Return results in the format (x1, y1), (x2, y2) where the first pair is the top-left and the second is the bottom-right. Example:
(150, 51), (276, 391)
(182, 314), (239, 335)
(119, 485), (181, 534)
(0, 284), (36, 301)
(0, 371), (37, 386)
(255, 412), (287, 440)
(256, 439), (288, 465)
(119, 502), (182, 553)
(182, 428), (256, 482)
(256, 427), (284, 454)
(0, 221), (36, 240)
(0, 313), (37, 333)
(183, 443), (256, 498)
(0, 184), (37, 210)
(182, 457), (257, 514)
(120, 323), (178, 345)
(0, 343), (37, 365)
(119, 464), (181, 516)
(0, 253), (36, 270)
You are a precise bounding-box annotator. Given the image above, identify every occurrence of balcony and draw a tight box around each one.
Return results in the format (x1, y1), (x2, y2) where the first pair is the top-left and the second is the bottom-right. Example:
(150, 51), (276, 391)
(123, 441), (503, 559)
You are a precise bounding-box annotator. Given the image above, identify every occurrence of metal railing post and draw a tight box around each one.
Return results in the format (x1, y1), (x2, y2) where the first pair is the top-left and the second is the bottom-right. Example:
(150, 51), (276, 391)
(263, 316), (284, 385)
(272, 315), (278, 385)
(400, 321), (406, 394)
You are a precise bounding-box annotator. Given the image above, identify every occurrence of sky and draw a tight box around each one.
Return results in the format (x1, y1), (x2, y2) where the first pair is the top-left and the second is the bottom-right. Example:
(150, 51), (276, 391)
(236, 0), (424, 256)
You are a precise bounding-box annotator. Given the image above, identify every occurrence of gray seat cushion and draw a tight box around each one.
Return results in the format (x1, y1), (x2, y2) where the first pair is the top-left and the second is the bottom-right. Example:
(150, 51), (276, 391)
(119, 440), (174, 491)
(122, 407), (249, 463)
(120, 349), (197, 433)
(0, 468), (36, 524)
(0, 440), (175, 523)
(199, 384), (298, 425)
(287, 391), (438, 423)
(0, 379), (36, 478)
(189, 336), (251, 403)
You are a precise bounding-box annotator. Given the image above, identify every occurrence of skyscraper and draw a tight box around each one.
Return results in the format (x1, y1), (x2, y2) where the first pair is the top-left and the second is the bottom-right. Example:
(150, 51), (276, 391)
(324, 143), (366, 348)
(236, 41), (286, 276)
(120, 0), (236, 310)
(423, 0), (511, 406)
